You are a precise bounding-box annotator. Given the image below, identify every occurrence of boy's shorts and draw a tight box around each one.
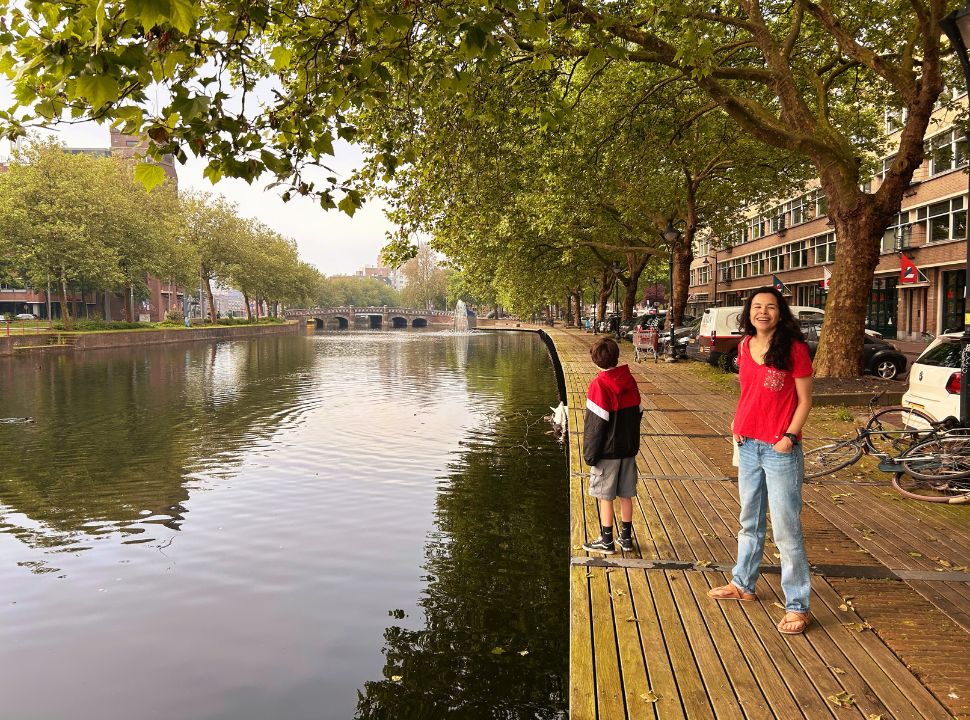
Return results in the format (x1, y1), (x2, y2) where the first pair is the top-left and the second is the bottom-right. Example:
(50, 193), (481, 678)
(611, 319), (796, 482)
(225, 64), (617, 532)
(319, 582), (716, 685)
(588, 457), (638, 500)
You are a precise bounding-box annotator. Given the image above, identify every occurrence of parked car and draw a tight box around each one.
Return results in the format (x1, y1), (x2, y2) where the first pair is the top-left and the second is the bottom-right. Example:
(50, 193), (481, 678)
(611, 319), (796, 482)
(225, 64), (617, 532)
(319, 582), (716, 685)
(620, 311), (666, 339)
(665, 319), (701, 359)
(14, 313), (37, 320)
(696, 305), (826, 370)
(597, 314), (620, 333)
(902, 332), (963, 421)
(800, 323), (907, 379)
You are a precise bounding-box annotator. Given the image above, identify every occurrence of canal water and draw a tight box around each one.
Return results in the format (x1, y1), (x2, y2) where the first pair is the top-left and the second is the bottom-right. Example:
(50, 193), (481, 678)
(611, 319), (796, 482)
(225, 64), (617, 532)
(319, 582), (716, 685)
(0, 331), (568, 720)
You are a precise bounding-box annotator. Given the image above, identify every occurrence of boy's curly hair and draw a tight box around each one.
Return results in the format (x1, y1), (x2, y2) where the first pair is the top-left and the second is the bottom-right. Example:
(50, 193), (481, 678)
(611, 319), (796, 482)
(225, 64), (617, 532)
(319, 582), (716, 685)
(590, 338), (619, 369)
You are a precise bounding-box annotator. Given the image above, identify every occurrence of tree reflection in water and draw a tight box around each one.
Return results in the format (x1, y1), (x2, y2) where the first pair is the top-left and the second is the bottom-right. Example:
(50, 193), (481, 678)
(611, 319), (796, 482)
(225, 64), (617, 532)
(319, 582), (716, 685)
(357, 333), (569, 719)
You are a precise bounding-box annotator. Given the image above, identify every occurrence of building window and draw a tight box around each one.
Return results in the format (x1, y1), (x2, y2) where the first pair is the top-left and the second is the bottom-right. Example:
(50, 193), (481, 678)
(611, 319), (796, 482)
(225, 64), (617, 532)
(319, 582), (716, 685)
(885, 107), (908, 134)
(796, 284), (828, 309)
(770, 206), (786, 233)
(811, 232), (836, 264)
(942, 270), (966, 333)
(697, 265), (710, 284)
(785, 241), (809, 269)
(767, 246), (785, 273)
(695, 238), (710, 256)
(928, 130), (968, 176)
(918, 197), (967, 243)
(875, 155), (896, 182)
(881, 212), (912, 253)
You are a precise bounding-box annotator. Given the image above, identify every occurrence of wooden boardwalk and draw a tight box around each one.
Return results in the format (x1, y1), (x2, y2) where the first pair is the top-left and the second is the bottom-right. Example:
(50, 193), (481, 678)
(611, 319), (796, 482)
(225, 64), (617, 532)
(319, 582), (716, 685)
(548, 327), (970, 720)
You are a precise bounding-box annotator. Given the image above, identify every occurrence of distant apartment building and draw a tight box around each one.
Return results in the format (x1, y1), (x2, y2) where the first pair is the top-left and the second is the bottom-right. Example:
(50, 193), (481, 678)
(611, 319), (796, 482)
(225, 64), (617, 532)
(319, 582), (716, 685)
(356, 263), (406, 291)
(0, 130), (182, 321)
(688, 97), (970, 341)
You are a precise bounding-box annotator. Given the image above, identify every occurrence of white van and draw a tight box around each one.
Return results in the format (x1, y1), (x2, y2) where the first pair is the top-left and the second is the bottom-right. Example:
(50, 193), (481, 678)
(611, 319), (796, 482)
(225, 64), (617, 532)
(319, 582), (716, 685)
(696, 305), (826, 370)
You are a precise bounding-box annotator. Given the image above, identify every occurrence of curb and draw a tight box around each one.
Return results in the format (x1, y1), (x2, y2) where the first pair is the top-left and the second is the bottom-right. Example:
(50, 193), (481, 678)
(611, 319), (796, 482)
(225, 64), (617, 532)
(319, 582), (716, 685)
(813, 390), (905, 407)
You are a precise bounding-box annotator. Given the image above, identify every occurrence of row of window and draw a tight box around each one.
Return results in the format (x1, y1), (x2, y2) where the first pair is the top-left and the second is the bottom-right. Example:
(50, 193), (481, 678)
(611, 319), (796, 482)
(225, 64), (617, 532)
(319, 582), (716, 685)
(693, 195), (967, 288)
(711, 126), (966, 254)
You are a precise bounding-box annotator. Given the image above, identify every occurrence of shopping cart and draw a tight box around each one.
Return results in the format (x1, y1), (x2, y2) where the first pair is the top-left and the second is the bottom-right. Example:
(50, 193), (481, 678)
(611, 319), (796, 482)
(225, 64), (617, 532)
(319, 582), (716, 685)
(632, 325), (659, 363)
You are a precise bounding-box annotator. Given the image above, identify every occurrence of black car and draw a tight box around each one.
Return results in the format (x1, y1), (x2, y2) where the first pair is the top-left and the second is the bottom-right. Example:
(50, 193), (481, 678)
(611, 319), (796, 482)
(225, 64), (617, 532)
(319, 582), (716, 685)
(620, 311), (666, 339)
(801, 323), (907, 379)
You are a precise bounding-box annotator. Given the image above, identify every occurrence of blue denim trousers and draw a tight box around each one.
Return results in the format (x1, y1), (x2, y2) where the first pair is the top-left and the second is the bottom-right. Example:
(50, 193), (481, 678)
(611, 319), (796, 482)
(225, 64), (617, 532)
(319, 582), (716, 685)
(732, 438), (811, 612)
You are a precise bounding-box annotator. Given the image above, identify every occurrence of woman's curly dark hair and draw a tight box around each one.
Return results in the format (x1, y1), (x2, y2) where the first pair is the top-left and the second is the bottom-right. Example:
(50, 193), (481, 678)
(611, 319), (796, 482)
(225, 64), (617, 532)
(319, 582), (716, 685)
(737, 286), (805, 371)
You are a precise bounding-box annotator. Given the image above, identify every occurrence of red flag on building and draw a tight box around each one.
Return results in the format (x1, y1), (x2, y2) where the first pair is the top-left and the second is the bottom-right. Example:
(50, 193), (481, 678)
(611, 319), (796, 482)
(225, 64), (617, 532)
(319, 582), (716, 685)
(900, 254), (919, 284)
(821, 267), (831, 290)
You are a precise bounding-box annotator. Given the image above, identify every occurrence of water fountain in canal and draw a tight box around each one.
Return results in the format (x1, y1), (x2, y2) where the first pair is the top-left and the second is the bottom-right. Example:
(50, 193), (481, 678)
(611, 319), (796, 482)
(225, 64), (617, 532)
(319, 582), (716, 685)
(452, 299), (470, 333)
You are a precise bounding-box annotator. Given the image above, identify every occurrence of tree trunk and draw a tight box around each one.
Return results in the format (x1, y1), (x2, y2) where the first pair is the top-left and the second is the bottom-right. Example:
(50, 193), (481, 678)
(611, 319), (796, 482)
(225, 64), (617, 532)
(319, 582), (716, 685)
(812, 194), (886, 377)
(574, 289), (582, 327)
(204, 277), (216, 323)
(622, 252), (650, 322)
(59, 269), (72, 331)
(243, 292), (253, 322)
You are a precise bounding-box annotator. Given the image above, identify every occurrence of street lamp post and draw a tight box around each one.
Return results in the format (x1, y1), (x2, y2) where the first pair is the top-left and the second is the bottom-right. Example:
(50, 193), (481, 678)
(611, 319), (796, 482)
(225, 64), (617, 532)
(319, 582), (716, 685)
(590, 277), (599, 332)
(611, 260), (622, 340)
(662, 220), (683, 359)
(940, 4), (970, 423)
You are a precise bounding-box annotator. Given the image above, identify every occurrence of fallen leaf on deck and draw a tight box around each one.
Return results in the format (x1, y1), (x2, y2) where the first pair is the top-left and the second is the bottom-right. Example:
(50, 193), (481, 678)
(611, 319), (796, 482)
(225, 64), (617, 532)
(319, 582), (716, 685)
(842, 622), (872, 632)
(838, 604), (850, 612)
(518, 650), (529, 656)
(948, 692), (960, 699)
(827, 691), (855, 708)
(826, 666), (846, 675)
(867, 715), (883, 720)
(640, 691), (661, 703)
(772, 552), (782, 559)
(491, 647), (506, 655)
(695, 560), (711, 568)
(626, 616), (643, 623)
(908, 552), (923, 558)
(773, 602), (786, 610)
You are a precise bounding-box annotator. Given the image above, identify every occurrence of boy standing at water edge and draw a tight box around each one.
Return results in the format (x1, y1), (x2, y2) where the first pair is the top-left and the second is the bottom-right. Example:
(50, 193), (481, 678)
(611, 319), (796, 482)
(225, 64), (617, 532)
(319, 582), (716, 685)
(582, 338), (643, 555)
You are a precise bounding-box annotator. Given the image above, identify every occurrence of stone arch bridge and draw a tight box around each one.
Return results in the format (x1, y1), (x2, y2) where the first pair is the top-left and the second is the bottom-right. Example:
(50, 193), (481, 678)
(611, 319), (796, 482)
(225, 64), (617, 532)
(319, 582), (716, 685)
(285, 306), (464, 330)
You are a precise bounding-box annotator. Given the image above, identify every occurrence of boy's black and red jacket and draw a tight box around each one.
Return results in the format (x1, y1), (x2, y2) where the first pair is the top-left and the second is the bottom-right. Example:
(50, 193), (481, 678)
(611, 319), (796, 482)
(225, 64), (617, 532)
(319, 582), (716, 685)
(583, 364), (643, 467)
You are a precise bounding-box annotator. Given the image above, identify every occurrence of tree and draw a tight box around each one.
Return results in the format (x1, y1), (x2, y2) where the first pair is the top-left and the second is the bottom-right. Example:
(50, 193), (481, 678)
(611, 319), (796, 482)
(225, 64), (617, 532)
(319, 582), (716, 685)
(1, 0), (951, 374)
(0, 139), (123, 329)
(401, 244), (449, 310)
(316, 276), (400, 308)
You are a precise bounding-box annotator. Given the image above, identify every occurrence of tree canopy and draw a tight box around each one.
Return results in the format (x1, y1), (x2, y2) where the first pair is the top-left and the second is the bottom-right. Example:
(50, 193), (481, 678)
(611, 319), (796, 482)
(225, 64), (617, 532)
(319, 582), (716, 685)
(1, 0), (957, 373)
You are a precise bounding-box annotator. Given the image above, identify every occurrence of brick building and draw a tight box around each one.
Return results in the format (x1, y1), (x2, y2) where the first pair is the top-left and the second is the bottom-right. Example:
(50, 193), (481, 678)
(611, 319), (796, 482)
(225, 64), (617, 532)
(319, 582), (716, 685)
(688, 99), (969, 341)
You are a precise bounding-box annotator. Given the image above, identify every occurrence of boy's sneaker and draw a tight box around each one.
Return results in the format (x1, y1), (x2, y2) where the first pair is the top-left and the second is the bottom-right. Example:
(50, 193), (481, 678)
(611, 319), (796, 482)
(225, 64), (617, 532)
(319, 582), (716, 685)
(617, 535), (634, 553)
(582, 536), (616, 555)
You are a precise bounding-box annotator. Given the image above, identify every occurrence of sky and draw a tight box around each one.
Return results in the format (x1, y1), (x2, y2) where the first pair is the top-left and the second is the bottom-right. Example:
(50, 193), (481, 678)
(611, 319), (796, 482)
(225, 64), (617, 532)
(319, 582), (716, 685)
(5, 122), (396, 277)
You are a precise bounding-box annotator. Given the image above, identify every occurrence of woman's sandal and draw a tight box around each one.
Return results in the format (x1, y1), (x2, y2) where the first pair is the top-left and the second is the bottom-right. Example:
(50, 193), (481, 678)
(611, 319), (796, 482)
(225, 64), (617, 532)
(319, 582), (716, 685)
(777, 611), (812, 635)
(707, 583), (757, 602)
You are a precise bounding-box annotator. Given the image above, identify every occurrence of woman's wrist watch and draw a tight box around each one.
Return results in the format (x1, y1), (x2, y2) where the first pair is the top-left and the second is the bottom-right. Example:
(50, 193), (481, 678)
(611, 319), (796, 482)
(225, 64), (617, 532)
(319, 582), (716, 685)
(783, 432), (798, 443)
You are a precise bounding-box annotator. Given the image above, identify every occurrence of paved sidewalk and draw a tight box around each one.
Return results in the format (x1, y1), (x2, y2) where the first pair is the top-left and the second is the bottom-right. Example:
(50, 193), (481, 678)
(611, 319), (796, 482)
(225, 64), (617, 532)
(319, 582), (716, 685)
(548, 327), (970, 720)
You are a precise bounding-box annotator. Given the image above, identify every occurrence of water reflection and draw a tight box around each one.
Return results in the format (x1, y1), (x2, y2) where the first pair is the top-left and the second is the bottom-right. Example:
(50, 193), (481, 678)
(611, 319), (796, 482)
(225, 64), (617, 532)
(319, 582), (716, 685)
(0, 337), (315, 554)
(0, 331), (567, 720)
(358, 334), (568, 719)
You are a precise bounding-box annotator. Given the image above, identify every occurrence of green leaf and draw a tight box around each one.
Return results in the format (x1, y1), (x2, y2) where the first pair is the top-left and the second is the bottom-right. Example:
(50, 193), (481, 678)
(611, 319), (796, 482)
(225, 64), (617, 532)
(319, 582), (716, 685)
(338, 192), (359, 216)
(124, 0), (171, 30)
(270, 46), (293, 71)
(166, 0), (197, 33)
(76, 74), (119, 108)
(134, 162), (166, 191)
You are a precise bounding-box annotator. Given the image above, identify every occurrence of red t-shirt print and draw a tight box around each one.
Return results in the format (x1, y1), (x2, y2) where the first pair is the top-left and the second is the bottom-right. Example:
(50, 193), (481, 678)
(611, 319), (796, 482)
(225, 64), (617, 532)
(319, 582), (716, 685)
(734, 336), (813, 445)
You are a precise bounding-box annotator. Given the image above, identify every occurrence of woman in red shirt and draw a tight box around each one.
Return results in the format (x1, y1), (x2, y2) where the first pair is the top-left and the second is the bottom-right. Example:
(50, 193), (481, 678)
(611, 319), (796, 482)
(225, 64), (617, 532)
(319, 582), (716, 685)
(708, 287), (814, 635)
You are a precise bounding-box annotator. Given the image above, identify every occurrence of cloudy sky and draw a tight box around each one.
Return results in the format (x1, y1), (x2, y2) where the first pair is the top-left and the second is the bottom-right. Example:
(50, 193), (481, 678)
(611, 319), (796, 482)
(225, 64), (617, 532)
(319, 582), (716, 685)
(9, 122), (396, 277)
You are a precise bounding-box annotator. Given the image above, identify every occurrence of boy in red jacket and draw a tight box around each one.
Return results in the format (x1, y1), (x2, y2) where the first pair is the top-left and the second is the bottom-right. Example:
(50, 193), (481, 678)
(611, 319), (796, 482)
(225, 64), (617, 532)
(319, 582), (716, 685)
(582, 338), (643, 554)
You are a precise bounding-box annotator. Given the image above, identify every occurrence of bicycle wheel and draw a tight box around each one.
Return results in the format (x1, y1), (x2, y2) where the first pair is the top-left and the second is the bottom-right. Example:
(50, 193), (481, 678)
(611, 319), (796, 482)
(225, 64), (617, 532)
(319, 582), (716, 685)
(803, 440), (862, 479)
(891, 472), (970, 503)
(899, 435), (970, 481)
(864, 406), (937, 457)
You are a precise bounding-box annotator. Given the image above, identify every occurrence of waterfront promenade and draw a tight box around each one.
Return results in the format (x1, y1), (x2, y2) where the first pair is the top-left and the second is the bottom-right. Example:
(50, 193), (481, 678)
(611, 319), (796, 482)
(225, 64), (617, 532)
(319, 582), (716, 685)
(546, 327), (970, 720)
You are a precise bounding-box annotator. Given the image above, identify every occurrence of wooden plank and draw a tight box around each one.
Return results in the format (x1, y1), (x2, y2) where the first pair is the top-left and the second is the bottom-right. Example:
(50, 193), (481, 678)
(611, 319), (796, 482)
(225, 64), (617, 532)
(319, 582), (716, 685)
(626, 568), (686, 720)
(571, 566), (597, 720)
(589, 538), (627, 719)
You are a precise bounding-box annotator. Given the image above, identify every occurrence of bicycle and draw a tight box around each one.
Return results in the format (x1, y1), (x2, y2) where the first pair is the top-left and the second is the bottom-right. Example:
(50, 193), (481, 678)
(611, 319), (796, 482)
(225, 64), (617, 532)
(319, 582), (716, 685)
(803, 394), (946, 479)
(890, 435), (970, 503)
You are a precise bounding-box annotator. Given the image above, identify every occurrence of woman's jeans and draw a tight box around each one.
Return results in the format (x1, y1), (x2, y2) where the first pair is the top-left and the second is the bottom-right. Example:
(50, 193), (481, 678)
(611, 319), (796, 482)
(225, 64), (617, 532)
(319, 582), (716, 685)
(732, 438), (811, 613)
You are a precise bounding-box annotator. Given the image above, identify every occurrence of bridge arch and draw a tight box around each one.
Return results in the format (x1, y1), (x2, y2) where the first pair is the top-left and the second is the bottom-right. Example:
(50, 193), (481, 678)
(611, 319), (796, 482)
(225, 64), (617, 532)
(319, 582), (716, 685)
(412, 318), (428, 328)
(390, 316), (408, 329)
